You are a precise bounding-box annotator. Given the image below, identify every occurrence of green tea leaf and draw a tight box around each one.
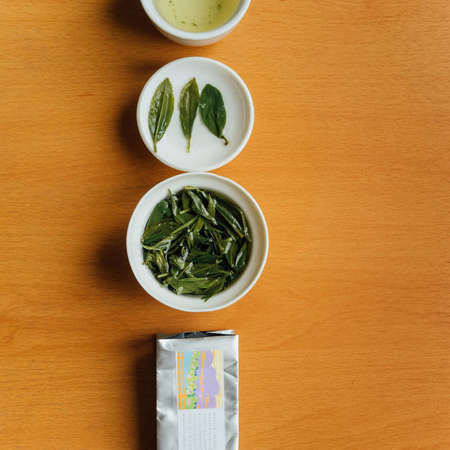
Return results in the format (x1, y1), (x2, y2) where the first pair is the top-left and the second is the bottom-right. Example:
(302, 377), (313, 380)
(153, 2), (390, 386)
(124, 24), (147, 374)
(167, 234), (186, 255)
(216, 202), (244, 238)
(188, 248), (218, 264)
(201, 277), (227, 301)
(148, 78), (174, 153)
(145, 252), (156, 269)
(181, 191), (191, 210)
(170, 254), (187, 271)
(235, 241), (248, 272)
(166, 277), (213, 295)
(187, 190), (217, 224)
(142, 187), (251, 301)
(146, 200), (171, 228)
(179, 78), (200, 152)
(177, 211), (195, 224)
(143, 217), (196, 250)
(179, 261), (194, 278)
(141, 220), (178, 245)
(155, 251), (169, 274)
(223, 237), (238, 268)
(169, 189), (185, 224)
(240, 209), (252, 242)
(207, 194), (216, 218)
(191, 263), (229, 277)
(204, 222), (225, 253)
(199, 84), (229, 145)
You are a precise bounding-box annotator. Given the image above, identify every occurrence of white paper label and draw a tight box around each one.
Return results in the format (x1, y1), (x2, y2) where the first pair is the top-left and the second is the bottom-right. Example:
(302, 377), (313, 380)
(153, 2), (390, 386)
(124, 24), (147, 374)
(178, 408), (225, 450)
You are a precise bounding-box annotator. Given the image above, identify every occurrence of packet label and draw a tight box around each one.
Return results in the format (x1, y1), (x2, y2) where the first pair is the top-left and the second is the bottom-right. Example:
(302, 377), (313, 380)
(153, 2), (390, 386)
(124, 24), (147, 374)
(176, 350), (225, 449)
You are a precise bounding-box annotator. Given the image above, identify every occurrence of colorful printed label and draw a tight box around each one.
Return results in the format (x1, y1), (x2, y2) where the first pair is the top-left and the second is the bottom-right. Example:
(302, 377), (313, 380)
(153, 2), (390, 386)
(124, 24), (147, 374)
(176, 350), (224, 410)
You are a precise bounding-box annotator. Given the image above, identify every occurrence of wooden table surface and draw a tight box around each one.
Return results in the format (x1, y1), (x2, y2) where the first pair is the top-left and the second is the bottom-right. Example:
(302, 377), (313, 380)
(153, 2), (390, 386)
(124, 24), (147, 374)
(1, 1), (449, 449)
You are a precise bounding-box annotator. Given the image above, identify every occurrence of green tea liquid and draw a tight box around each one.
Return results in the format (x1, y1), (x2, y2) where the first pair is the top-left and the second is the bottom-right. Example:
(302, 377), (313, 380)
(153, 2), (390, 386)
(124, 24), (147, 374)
(154, 0), (240, 32)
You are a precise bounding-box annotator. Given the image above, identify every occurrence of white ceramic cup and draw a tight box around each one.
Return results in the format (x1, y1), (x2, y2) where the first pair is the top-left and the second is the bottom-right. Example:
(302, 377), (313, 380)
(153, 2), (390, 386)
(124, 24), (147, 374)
(126, 172), (269, 312)
(140, 0), (251, 46)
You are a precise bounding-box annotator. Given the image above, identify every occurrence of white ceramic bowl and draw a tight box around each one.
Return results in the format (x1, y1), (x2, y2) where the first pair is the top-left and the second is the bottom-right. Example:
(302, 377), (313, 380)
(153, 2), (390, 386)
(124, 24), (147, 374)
(140, 0), (251, 46)
(126, 172), (269, 312)
(137, 57), (254, 172)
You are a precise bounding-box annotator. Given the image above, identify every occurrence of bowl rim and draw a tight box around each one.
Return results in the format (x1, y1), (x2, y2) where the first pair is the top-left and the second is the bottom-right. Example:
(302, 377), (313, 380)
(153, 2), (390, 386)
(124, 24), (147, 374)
(126, 172), (269, 312)
(140, 0), (251, 42)
(136, 57), (255, 172)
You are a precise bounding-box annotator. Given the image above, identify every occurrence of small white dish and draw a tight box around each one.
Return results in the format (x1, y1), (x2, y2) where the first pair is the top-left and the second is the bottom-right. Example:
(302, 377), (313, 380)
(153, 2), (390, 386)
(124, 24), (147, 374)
(140, 0), (251, 46)
(137, 57), (254, 172)
(126, 172), (269, 312)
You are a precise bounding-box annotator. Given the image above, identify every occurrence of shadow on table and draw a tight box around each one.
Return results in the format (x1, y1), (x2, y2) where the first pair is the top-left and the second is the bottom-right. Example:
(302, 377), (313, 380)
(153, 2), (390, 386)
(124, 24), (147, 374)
(96, 226), (143, 295)
(131, 336), (157, 450)
(116, 87), (177, 178)
(108, 0), (165, 43)
(95, 91), (178, 297)
(118, 90), (150, 165)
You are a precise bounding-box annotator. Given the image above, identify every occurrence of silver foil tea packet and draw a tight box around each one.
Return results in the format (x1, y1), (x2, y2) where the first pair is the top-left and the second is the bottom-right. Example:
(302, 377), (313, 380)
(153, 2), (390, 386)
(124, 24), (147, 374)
(156, 330), (239, 450)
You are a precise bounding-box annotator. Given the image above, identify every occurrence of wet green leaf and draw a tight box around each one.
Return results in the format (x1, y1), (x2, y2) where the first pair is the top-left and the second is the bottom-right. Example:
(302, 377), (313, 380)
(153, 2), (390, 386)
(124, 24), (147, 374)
(155, 251), (169, 274)
(179, 78), (200, 152)
(181, 191), (191, 210)
(142, 220), (178, 245)
(235, 241), (248, 272)
(166, 277), (214, 295)
(224, 238), (238, 268)
(146, 200), (171, 228)
(199, 84), (229, 145)
(240, 209), (252, 242)
(168, 189), (179, 219)
(148, 78), (174, 153)
(201, 277), (227, 301)
(187, 190), (217, 224)
(141, 187), (251, 301)
(216, 202), (244, 238)
(177, 211), (195, 224)
(207, 194), (216, 218)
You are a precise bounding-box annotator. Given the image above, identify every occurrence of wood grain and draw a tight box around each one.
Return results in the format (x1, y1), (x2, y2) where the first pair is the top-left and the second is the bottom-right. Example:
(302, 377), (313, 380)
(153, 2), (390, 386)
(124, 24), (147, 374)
(1, 0), (449, 449)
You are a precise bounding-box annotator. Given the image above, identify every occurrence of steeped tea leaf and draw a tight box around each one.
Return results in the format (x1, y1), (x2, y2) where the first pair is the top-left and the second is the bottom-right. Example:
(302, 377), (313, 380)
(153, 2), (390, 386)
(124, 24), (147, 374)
(148, 78), (174, 153)
(199, 84), (229, 145)
(179, 78), (200, 152)
(141, 186), (251, 301)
